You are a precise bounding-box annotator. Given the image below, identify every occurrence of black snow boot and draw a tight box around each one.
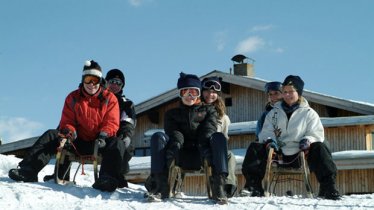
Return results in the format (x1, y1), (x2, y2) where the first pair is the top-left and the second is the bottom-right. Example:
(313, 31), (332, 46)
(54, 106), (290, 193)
(117, 175), (129, 188)
(156, 172), (170, 199)
(319, 183), (341, 200)
(211, 174), (228, 204)
(92, 175), (119, 192)
(318, 184), (327, 197)
(240, 177), (264, 197)
(318, 175), (341, 200)
(145, 172), (170, 202)
(9, 167), (38, 182)
(224, 183), (237, 198)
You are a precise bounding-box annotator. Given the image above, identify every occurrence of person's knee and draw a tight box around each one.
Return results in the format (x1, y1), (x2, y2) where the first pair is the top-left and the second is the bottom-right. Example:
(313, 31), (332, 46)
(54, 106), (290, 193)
(151, 132), (168, 147)
(43, 129), (59, 139)
(309, 141), (332, 156)
(211, 132), (226, 143)
(310, 141), (323, 149)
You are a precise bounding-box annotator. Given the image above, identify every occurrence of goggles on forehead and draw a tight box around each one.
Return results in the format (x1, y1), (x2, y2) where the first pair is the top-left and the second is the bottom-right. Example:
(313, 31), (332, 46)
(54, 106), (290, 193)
(83, 75), (100, 85)
(108, 78), (123, 86)
(202, 80), (221, 91)
(179, 87), (201, 98)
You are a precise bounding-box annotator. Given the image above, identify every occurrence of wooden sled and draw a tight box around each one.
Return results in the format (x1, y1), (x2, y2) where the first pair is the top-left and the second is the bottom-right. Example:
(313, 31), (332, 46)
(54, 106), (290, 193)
(263, 148), (313, 198)
(168, 159), (212, 198)
(52, 138), (101, 185)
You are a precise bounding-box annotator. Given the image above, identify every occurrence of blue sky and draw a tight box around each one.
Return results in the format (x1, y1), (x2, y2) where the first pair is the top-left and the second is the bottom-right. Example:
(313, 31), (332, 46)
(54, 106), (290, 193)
(1, 0), (373, 143)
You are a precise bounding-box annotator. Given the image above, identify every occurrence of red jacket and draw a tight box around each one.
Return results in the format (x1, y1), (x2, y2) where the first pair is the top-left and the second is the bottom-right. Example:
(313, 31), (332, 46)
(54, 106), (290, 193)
(59, 87), (120, 141)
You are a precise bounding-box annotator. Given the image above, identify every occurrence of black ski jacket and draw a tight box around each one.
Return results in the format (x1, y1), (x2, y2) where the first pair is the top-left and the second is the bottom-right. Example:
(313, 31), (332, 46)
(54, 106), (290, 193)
(164, 102), (217, 151)
(115, 94), (137, 139)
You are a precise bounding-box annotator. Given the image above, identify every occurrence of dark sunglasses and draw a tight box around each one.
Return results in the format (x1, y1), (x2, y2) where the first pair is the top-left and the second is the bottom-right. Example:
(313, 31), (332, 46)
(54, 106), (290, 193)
(108, 78), (123, 86)
(83, 75), (100, 85)
(202, 80), (221, 91)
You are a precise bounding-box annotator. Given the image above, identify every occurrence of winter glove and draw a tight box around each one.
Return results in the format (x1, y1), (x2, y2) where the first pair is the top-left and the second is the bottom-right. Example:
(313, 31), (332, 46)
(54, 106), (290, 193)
(265, 138), (279, 152)
(124, 144), (134, 162)
(299, 139), (311, 151)
(57, 128), (75, 149)
(122, 136), (131, 148)
(58, 128), (74, 141)
(96, 135), (107, 148)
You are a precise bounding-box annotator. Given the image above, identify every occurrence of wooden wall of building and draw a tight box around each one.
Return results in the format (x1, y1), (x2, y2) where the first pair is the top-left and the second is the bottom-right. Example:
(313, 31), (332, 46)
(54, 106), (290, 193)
(225, 85), (266, 123)
(179, 169), (374, 196)
(229, 125), (374, 152)
(228, 135), (255, 150)
(309, 102), (360, 117)
(133, 100), (179, 148)
(325, 125), (369, 152)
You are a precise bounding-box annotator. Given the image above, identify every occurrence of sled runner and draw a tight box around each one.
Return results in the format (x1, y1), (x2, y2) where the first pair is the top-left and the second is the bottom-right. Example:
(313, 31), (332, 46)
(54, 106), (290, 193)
(168, 159), (213, 199)
(263, 148), (313, 198)
(45, 138), (101, 185)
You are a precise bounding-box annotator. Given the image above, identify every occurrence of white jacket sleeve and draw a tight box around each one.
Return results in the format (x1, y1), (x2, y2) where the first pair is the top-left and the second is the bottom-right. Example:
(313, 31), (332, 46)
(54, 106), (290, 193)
(258, 109), (277, 143)
(303, 109), (324, 143)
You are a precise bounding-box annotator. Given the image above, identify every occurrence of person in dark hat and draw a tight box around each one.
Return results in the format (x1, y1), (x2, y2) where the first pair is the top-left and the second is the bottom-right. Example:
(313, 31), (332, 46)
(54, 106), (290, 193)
(256, 81), (283, 139)
(241, 75), (341, 200)
(105, 69), (137, 187)
(9, 60), (126, 193)
(282, 75), (304, 96)
(240, 81), (283, 196)
(145, 72), (230, 204)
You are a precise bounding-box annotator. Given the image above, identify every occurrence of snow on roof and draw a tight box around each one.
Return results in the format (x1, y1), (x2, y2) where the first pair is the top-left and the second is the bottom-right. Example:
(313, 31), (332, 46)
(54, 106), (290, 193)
(128, 149), (374, 172)
(142, 115), (374, 141)
(332, 150), (374, 160)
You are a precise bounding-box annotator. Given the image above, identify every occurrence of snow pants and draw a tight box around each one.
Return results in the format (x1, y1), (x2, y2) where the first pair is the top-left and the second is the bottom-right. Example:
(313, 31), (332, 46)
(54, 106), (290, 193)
(18, 129), (125, 182)
(122, 143), (134, 175)
(241, 141), (337, 187)
(150, 132), (229, 175)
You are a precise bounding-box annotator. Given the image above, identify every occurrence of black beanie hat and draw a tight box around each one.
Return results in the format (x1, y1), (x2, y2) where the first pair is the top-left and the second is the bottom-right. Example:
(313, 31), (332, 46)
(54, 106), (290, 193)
(177, 72), (201, 90)
(105, 69), (125, 87)
(282, 75), (304, 96)
(82, 60), (102, 78)
(264, 81), (282, 93)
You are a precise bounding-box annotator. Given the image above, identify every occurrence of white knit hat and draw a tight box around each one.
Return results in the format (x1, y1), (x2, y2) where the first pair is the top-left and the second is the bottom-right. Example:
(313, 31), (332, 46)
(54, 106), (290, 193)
(82, 60), (102, 78)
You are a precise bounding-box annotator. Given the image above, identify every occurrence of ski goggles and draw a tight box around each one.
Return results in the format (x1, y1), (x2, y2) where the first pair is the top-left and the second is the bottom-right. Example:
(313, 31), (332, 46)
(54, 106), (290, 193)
(83, 75), (100, 85)
(202, 80), (221, 91)
(179, 87), (201, 98)
(108, 78), (123, 86)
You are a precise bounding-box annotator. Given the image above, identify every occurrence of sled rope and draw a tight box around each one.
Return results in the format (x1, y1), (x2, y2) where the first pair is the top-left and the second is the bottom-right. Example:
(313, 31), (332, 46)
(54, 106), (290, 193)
(67, 141), (97, 175)
(271, 152), (301, 166)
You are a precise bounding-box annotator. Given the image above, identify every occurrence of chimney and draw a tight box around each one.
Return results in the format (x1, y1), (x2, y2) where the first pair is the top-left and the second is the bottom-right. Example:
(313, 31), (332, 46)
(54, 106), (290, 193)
(231, 54), (255, 77)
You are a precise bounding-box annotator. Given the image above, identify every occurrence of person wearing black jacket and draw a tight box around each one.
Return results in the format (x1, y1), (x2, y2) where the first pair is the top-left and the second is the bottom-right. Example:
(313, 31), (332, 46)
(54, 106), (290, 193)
(146, 72), (229, 204)
(105, 69), (137, 188)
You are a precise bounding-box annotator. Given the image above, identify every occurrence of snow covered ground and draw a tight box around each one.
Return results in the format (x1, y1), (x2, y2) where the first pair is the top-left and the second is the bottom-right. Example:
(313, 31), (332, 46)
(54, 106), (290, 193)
(1, 154), (374, 210)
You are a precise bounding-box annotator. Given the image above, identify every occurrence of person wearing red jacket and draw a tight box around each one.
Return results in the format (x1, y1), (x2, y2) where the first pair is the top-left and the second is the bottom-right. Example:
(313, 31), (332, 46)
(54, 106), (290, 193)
(9, 60), (126, 192)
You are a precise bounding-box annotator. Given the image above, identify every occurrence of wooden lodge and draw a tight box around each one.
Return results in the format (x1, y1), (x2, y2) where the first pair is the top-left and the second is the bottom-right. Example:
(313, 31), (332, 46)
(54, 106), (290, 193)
(2, 61), (374, 197)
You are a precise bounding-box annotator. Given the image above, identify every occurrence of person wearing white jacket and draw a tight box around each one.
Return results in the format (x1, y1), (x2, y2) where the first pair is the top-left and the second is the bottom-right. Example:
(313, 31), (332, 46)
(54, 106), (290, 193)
(241, 75), (341, 200)
(259, 96), (324, 156)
